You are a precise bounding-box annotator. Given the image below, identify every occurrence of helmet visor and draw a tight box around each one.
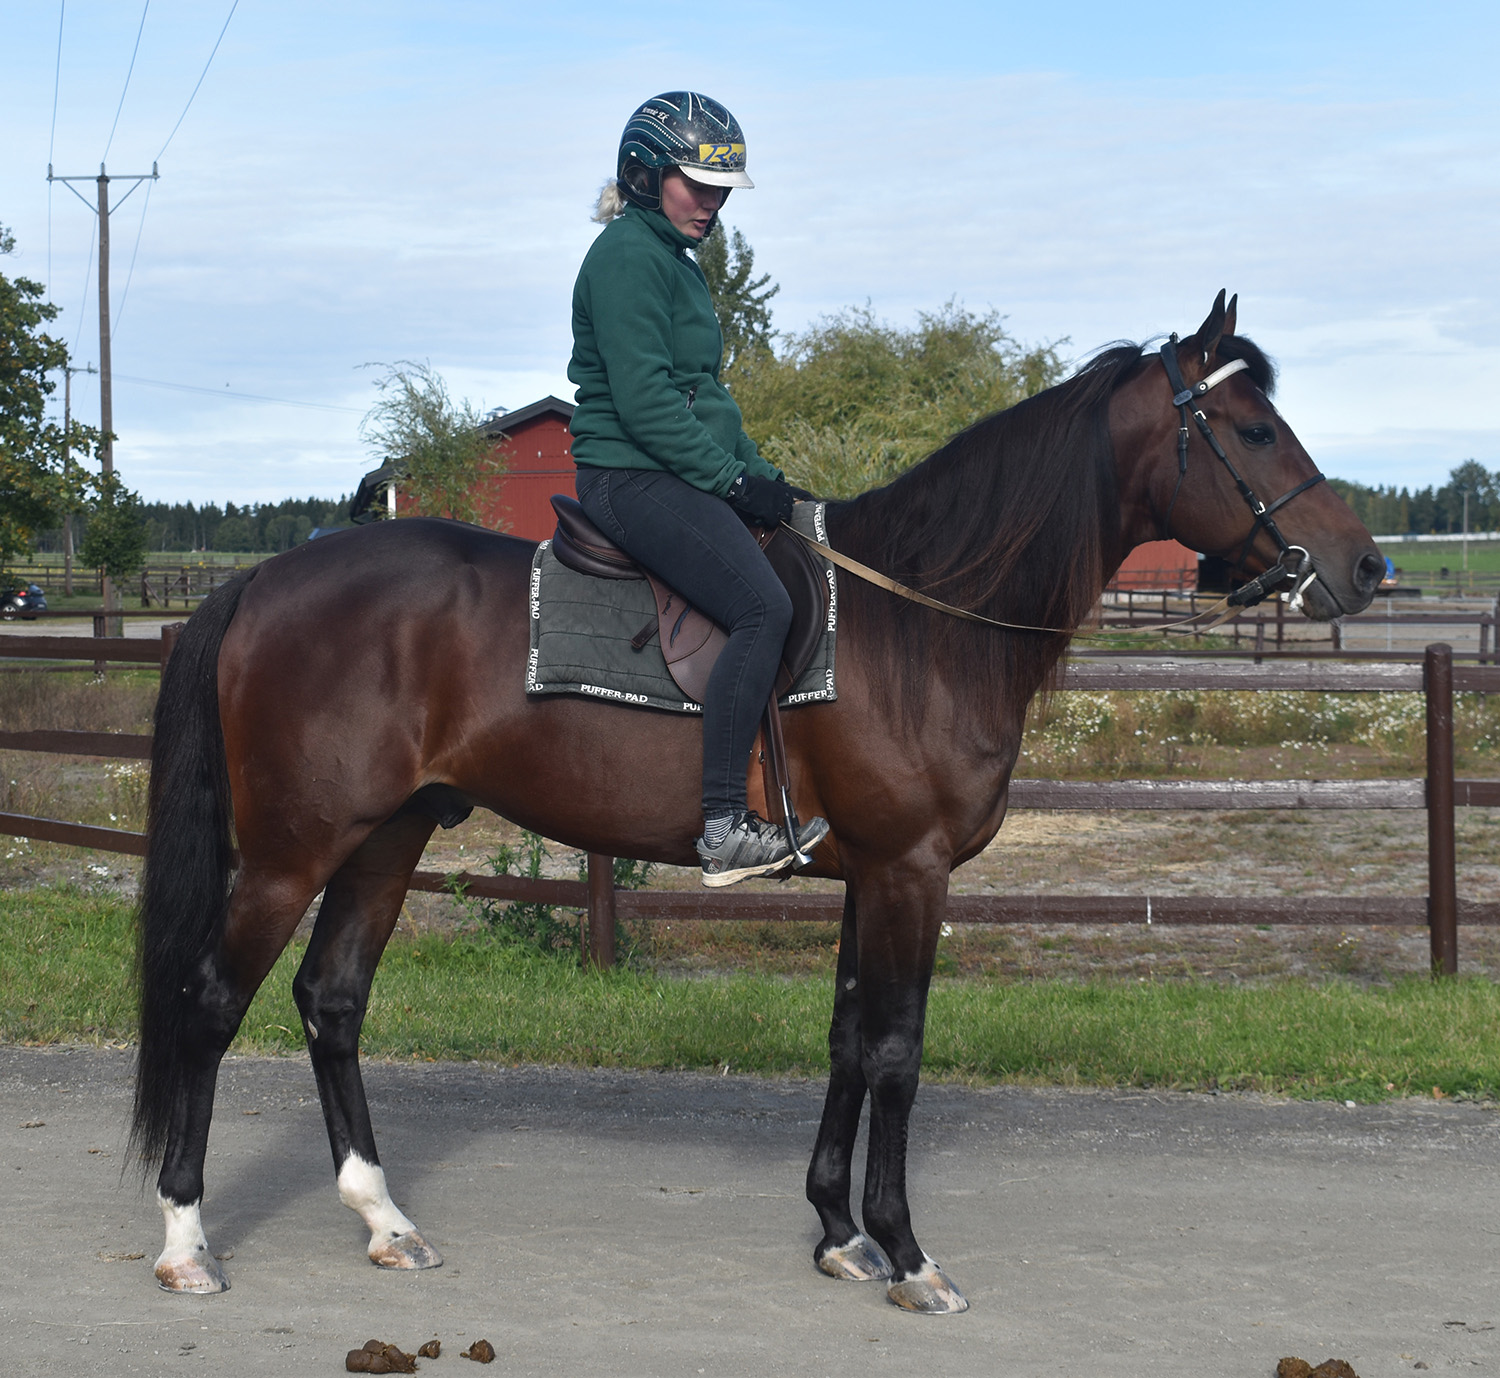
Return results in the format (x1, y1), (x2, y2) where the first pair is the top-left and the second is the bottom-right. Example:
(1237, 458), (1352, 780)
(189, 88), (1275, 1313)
(678, 163), (754, 189)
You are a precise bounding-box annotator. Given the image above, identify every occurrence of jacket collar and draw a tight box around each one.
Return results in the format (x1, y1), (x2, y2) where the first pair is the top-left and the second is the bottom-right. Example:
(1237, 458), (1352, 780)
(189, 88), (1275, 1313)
(623, 202), (699, 256)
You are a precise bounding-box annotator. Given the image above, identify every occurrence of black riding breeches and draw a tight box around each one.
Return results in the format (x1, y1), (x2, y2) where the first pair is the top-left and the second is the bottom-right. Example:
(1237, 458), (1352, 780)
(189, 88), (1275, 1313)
(575, 466), (792, 818)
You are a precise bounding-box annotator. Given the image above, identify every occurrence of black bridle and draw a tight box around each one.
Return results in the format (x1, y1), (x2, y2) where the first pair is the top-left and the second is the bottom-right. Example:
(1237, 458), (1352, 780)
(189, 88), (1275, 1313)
(1158, 335), (1327, 611)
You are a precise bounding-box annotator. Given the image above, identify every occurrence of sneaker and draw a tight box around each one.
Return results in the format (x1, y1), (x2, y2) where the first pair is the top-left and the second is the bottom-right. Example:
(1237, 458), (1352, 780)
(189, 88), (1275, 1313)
(697, 811), (831, 888)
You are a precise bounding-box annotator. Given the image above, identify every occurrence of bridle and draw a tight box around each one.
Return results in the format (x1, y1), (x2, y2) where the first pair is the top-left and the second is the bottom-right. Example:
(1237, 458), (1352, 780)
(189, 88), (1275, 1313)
(1157, 335), (1327, 612)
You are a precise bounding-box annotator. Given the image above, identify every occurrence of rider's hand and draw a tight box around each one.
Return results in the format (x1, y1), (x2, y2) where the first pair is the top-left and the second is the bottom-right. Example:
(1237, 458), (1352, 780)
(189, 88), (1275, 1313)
(780, 479), (817, 502)
(728, 473), (796, 528)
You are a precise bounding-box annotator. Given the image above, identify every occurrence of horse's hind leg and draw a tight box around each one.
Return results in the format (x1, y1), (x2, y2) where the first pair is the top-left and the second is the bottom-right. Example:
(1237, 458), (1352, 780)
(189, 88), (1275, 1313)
(806, 894), (893, 1282)
(154, 868), (321, 1293)
(291, 808), (442, 1271)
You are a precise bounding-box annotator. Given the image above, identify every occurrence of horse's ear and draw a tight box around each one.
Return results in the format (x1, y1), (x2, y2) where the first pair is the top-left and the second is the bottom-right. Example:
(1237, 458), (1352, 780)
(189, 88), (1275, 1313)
(1187, 289), (1229, 364)
(1222, 293), (1237, 342)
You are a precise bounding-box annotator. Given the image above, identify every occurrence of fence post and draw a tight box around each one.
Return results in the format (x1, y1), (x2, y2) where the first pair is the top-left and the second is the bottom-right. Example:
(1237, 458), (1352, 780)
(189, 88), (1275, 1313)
(160, 622), (185, 673)
(585, 853), (617, 969)
(1425, 643), (1458, 977)
(1275, 596), (1285, 650)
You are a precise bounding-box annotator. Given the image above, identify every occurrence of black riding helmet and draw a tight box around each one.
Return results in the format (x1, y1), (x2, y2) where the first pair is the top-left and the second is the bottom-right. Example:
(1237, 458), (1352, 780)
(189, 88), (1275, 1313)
(617, 91), (754, 213)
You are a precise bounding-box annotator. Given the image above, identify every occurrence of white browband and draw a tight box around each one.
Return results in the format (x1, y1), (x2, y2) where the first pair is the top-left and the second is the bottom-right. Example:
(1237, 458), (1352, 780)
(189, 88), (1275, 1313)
(1194, 357), (1249, 396)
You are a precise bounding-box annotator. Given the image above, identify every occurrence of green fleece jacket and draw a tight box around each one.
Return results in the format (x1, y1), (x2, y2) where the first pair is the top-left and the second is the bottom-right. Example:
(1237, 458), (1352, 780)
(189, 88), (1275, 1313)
(567, 204), (780, 496)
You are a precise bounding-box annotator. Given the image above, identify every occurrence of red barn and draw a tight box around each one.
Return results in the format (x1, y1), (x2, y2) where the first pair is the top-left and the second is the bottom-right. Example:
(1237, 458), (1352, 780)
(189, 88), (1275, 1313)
(1108, 539), (1199, 592)
(473, 396), (577, 540)
(352, 396), (578, 540)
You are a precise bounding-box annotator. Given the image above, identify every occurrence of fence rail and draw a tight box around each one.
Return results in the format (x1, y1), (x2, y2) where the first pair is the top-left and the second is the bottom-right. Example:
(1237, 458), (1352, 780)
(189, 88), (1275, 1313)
(0, 632), (1492, 975)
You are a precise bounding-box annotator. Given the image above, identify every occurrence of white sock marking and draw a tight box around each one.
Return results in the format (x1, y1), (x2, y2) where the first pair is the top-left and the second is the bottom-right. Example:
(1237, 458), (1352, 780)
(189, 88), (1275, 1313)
(337, 1153), (416, 1242)
(157, 1192), (210, 1259)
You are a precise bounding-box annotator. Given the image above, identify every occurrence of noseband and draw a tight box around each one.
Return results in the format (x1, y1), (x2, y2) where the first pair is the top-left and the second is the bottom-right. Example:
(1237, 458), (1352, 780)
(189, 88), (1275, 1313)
(1158, 336), (1327, 612)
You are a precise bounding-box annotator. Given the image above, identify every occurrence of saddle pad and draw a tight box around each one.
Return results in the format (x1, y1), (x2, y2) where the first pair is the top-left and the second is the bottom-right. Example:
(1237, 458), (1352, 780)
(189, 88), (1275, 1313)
(527, 501), (838, 714)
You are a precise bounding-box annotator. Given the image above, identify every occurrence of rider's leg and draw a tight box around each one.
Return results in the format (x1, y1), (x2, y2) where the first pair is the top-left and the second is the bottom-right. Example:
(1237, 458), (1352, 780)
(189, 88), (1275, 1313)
(576, 466), (791, 816)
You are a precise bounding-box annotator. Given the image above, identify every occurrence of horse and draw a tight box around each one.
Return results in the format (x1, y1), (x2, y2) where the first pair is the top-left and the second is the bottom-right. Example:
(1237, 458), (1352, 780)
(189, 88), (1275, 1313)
(131, 292), (1382, 1310)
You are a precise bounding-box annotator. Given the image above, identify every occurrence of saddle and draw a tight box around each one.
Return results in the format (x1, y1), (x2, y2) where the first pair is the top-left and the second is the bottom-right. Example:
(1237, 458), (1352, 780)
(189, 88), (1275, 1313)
(548, 495), (828, 704)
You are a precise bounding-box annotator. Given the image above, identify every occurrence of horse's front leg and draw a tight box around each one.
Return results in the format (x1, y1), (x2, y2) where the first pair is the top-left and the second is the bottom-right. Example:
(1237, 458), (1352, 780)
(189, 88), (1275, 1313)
(292, 811), (442, 1272)
(806, 893), (893, 1282)
(853, 861), (968, 1313)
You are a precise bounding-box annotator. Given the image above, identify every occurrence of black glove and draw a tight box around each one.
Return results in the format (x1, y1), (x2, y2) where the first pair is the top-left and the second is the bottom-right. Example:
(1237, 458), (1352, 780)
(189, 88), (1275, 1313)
(782, 481), (817, 502)
(728, 473), (796, 528)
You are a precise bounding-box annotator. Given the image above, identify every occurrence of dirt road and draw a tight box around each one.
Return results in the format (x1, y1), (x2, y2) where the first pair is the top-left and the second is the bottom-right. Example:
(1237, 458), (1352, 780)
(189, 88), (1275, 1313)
(3, 1045), (1497, 1377)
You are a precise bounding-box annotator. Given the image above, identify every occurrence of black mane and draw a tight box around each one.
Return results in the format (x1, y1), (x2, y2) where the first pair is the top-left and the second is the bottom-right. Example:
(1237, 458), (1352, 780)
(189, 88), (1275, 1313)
(825, 334), (1270, 731)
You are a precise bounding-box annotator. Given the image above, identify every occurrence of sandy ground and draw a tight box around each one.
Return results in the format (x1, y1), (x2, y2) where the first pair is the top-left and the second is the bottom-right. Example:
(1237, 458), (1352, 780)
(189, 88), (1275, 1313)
(4, 1045), (1499, 1378)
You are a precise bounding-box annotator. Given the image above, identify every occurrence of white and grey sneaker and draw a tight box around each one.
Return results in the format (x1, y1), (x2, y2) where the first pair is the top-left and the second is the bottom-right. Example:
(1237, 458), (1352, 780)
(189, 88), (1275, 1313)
(697, 811), (830, 888)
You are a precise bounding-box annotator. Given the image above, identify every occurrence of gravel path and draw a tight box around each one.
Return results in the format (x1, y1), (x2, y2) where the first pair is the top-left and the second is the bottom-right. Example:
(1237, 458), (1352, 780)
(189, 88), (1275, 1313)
(3, 1045), (1498, 1377)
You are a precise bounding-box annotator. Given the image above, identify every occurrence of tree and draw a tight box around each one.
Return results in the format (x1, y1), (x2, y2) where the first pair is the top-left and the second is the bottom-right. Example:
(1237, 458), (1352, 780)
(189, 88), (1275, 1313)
(359, 362), (500, 525)
(211, 515), (252, 552)
(0, 224), (100, 569)
(78, 471), (148, 578)
(733, 302), (1065, 498)
(695, 221), (779, 379)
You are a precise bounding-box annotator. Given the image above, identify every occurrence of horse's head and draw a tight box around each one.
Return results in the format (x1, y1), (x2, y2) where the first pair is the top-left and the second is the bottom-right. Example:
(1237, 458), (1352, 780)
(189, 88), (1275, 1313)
(1113, 291), (1383, 620)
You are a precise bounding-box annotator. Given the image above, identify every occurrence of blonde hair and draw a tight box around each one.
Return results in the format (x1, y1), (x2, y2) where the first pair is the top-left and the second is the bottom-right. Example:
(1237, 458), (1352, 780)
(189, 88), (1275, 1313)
(591, 178), (627, 224)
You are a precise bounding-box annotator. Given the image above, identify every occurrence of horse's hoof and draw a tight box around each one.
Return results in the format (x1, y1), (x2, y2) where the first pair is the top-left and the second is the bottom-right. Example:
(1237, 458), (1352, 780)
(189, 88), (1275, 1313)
(815, 1233), (894, 1281)
(369, 1230), (442, 1270)
(154, 1251), (230, 1294)
(887, 1260), (968, 1313)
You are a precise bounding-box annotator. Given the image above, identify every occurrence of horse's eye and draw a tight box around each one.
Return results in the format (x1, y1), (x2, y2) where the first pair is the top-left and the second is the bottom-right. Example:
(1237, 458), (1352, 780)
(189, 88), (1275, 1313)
(1239, 424), (1275, 446)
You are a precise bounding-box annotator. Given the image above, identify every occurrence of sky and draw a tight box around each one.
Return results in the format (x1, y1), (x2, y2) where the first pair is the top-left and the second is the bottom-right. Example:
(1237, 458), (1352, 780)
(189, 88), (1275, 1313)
(2, 0), (1498, 505)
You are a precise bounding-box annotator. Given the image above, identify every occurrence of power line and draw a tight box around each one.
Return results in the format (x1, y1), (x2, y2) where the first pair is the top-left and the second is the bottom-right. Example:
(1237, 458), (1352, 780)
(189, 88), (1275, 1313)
(112, 372), (365, 414)
(68, 214), (96, 357)
(102, 1), (149, 163)
(47, 0), (65, 298)
(112, 176), (154, 338)
(157, 0), (239, 161)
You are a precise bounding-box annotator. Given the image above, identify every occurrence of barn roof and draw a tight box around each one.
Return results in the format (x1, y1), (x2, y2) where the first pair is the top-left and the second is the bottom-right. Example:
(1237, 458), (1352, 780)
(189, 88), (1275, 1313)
(480, 395), (575, 437)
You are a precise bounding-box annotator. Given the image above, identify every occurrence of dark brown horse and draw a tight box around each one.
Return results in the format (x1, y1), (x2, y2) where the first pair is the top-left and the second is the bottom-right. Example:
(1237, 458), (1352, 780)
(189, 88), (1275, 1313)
(132, 293), (1381, 1309)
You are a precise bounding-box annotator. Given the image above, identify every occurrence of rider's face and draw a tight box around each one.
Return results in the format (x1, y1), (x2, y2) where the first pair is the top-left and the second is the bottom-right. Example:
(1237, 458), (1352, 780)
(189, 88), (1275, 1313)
(660, 168), (726, 240)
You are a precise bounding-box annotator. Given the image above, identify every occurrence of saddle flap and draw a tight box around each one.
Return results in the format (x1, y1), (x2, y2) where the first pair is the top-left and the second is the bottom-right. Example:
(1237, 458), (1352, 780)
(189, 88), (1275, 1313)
(762, 526), (831, 696)
(645, 573), (727, 703)
(549, 494), (644, 580)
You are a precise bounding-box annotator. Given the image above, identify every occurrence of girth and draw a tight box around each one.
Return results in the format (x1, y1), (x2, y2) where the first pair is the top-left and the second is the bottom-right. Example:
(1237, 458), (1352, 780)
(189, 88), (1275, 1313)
(548, 494), (829, 704)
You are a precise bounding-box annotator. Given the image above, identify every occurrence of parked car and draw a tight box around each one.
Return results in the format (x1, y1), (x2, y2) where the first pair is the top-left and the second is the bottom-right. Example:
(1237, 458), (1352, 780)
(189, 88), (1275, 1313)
(0, 583), (47, 619)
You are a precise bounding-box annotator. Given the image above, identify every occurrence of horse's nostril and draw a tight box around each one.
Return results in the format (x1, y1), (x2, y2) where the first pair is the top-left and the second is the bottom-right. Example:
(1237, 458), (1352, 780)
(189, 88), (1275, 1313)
(1353, 551), (1384, 594)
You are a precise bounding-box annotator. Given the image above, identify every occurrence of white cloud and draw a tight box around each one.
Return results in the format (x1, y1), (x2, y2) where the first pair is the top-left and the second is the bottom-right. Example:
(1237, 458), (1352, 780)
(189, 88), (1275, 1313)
(3, 2), (1496, 502)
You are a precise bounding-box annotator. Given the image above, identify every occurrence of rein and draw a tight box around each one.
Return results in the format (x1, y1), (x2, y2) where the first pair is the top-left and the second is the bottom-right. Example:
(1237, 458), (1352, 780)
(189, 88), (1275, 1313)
(782, 339), (1330, 637)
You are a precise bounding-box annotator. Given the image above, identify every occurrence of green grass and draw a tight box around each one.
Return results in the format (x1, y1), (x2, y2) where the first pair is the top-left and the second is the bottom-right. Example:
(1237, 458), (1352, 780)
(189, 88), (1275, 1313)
(6, 886), (1499, 1103)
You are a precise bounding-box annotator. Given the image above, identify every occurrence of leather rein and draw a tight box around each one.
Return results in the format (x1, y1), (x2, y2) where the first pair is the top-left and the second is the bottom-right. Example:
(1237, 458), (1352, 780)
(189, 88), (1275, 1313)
(783, 339), (1330, 637)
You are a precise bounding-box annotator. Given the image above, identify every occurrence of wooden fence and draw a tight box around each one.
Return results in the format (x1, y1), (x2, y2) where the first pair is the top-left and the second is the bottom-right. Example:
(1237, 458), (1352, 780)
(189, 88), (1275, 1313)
(0, 630), (1495, 975)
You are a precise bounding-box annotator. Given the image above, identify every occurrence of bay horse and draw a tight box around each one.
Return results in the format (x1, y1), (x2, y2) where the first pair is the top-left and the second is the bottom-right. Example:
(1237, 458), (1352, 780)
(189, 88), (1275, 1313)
(132, 293), (1381, 1309)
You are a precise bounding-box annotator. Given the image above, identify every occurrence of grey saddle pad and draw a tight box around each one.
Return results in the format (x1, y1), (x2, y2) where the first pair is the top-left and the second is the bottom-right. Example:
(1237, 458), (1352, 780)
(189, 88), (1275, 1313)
(526, 501), (838, 714)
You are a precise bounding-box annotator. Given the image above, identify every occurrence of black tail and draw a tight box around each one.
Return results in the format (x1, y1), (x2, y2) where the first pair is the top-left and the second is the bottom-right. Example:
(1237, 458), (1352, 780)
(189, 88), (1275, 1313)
(129, 570), (257, 1172)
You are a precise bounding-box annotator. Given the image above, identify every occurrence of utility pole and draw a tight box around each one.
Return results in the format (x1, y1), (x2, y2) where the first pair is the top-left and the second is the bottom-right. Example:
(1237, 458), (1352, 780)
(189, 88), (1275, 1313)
(48, 162), (158, 631)
(61, 362), (98, 597)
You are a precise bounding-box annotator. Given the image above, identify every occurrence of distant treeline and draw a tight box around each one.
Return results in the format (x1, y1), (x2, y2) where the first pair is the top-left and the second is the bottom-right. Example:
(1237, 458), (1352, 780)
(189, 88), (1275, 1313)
(1329, 461), (1500, 537)
(31, 496), (352, 556)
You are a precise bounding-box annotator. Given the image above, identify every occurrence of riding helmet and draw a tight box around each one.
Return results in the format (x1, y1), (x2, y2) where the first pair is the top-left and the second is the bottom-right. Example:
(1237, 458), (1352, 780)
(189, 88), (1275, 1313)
(616, 92), (754, 212)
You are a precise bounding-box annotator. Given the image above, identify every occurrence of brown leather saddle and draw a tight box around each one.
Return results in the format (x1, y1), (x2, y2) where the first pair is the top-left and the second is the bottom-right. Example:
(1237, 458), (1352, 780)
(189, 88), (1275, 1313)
(547, 494), (828, 705)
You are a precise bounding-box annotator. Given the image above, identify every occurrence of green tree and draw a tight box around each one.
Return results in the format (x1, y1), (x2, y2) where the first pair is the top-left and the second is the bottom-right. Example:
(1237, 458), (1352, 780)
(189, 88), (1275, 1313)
(695, 221), (779, 379)
(734, 302), (1065, 498)
(0, 225), (100, 568)
(360, 361), (500, 525)
(211, 515), (252, 551)
(78, 472), (148, 578)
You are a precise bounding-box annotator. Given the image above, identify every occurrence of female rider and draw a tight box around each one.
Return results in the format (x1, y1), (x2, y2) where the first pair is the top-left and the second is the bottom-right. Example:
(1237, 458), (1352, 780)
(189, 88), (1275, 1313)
(568, 91), (828, 887)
